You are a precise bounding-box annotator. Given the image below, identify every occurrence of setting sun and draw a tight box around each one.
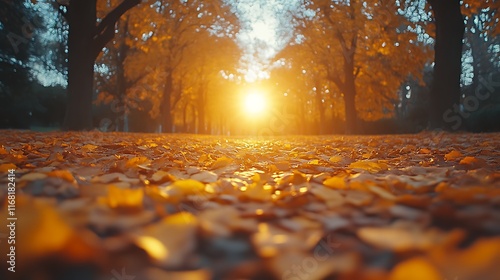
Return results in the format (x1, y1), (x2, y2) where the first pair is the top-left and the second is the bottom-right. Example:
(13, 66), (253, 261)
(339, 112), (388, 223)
(243, 91), (267, 114)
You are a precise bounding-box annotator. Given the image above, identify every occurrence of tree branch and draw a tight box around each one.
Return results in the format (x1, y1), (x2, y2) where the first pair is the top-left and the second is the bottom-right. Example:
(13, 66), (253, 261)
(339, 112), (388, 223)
(92, 0), (140, 60)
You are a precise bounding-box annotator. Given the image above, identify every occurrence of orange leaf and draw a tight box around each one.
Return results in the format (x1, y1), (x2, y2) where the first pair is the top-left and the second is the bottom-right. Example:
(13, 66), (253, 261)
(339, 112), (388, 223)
(444, 150), (462, 161)
(0, 163), (16, 172)
(389, 257), (442, 280)
(47, 170), (75, 182)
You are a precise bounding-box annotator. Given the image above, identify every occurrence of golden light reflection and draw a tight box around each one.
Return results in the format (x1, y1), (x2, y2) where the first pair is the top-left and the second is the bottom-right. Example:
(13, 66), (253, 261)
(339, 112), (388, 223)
(136, 236), (169, 260)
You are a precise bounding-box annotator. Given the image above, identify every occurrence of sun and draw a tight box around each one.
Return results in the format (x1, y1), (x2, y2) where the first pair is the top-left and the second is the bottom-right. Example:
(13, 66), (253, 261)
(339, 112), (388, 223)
(243, 91), (267, 115)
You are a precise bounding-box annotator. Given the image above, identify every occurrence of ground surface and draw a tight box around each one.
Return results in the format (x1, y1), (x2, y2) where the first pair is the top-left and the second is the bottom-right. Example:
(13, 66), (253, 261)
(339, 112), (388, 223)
(0, 131), (500, 280)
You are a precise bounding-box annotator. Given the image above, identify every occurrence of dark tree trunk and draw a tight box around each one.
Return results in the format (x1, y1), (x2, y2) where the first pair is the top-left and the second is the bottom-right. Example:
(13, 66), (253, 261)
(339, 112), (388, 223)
(427, 0), (465, 130)
(62, 0), (140, 131)
(342, 57), (358, 134)
(161, 70), (174, 133)
(63, 0), (96, 131)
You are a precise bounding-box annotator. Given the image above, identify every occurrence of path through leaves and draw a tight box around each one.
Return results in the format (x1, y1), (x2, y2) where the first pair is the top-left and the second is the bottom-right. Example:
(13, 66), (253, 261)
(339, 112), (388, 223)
(1, 131), (500, 280)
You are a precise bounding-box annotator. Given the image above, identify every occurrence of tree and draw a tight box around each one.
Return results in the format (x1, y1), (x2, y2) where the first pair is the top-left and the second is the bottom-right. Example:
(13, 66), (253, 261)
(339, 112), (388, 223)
(290, 0), (429, 133)
(0, 0), (42, 128)
(95, 13), (152, 132)
(54, 0), (140, 131)
(426, 0), (465, 129)
(123, 0), (237, 133)
(462, 0), (500, 86)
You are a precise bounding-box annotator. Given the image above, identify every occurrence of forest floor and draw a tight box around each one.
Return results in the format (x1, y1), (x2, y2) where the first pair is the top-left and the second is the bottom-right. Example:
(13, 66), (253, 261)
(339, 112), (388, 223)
(0, 130), (500, 280)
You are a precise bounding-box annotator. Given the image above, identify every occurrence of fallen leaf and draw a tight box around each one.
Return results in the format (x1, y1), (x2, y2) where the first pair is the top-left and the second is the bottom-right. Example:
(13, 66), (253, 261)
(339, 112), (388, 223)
(444, 150), (463, 161)
(389, 257), (442, 280)
(349, 160), (388, 173)
(190, 170), (218, 183)
(211, 156), (233, 169)
(0, 163), (17, 172)
(133, 212), (198, 267)
(323, 176), (348, 189)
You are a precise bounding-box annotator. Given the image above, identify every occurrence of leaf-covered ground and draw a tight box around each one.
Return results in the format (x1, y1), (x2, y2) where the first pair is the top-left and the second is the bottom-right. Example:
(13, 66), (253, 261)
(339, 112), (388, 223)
(1, 131), (500, 280)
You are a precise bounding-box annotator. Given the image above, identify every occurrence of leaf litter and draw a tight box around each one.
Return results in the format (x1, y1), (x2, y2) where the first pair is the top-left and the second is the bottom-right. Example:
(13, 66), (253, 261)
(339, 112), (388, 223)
(0, 131), (499, 279)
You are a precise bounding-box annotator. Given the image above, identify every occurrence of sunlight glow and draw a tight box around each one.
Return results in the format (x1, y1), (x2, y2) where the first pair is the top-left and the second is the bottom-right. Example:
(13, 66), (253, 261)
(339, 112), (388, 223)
(244, 91), (267, 114)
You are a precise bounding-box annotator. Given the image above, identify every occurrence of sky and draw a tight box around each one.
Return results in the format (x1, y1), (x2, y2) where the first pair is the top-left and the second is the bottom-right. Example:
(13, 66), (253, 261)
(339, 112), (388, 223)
(229, 0), (301, 82)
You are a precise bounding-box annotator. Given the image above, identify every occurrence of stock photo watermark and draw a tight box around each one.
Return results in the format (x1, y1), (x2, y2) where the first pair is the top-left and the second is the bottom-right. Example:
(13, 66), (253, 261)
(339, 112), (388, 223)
(282, 235), (340, 280)
(7, 15), (42, 54)
(443, 73), (500, 130)
(110, 267), (136, 280)
(5, 169), (17, 273)
(257, 102), (296, 138)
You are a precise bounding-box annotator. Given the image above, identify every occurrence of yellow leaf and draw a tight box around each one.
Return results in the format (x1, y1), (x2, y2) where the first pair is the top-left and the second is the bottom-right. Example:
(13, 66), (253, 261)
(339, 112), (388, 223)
(171, 179), (205, 195)
(106, 185), (144, 211)
(134, 212), (198, 267)
(323, 176), (347, 189)
(211, 156), (233, 169)
(126, 156), (150, 168)
(329, 156), (342, 163)
(164, 212), (197, 225)
(198, 154), (210, 164)
(308, 159), (320, 165)
(241, 183), (273, 201)
(0, 196), (80, 262)
(348, 160), (388, 173)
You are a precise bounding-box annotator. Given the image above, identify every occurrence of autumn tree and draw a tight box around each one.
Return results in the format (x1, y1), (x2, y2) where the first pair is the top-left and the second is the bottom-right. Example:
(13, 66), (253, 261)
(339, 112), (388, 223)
(424, 0), (499, 129)
(462, 0), (500, 86)
(290, 0), (429, 134)
(123, 0), (237, 133)
(95, 12), (152, 132)
(50, 0), (140, 131)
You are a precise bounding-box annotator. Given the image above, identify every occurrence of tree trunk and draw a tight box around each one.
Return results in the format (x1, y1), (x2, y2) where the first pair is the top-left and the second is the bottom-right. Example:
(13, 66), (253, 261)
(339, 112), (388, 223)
(62, 0), (140, 131)
(428, 0), (465, 130)
(314, 81), (325, 134)
(63, 0), (96, 131)
(197, 88), (207, 134)
(342, 57), (358, 134)
(161, 70), (173, 133)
